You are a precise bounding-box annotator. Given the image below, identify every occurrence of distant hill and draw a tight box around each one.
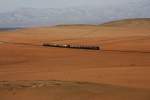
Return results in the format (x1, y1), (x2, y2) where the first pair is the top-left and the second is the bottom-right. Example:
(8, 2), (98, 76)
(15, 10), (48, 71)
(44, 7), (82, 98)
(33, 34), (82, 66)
(100, 18), (150, 27)
(0, 28), (22, 31)
(55, 24), (97, 27)
(55, 18), (150, 27)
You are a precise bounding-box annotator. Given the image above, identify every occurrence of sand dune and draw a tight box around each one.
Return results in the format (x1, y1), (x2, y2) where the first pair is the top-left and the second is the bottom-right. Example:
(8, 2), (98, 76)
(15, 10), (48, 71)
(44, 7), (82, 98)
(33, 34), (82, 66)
(101, 18), (150, 27)
(0, 18), (150, 100)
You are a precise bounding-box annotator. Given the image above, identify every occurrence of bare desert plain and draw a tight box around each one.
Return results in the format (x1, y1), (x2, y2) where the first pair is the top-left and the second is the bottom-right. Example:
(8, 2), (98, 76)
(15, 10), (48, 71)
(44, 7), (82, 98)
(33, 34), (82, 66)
(0, 19), (150, 100)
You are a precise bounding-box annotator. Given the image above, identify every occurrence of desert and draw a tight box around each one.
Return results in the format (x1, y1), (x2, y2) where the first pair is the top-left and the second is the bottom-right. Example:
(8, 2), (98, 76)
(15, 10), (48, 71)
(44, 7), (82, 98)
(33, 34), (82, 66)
(0, 19), (150, 100)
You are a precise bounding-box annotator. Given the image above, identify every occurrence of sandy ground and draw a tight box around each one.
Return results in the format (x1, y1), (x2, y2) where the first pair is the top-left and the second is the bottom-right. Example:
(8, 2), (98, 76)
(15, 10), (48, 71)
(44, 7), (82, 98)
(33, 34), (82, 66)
(0, 21), (150, 100)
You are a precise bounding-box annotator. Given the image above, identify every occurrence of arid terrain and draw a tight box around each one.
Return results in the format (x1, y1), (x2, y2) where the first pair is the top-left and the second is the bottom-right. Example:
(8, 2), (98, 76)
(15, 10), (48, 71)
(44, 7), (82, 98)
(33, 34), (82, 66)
(0, 18), (150, 100)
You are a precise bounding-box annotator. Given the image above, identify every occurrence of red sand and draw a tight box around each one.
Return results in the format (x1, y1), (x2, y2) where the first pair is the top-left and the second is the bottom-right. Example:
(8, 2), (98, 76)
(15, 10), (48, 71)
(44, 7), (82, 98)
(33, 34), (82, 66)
(0, 21), (150, 100)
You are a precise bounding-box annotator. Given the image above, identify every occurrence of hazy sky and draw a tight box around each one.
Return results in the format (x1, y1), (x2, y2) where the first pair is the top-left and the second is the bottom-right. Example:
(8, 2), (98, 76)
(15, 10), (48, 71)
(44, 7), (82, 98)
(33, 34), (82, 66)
(0, 0), (140, 12)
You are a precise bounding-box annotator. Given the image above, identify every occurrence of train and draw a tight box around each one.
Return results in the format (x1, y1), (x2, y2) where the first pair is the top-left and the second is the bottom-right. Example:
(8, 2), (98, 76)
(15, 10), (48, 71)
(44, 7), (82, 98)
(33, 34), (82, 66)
(42, 43), (100, 50)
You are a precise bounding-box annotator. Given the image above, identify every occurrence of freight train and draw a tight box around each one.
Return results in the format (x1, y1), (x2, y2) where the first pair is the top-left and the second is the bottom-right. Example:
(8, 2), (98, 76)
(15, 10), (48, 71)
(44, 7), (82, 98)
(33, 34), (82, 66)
(42, 43), (100, 50)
